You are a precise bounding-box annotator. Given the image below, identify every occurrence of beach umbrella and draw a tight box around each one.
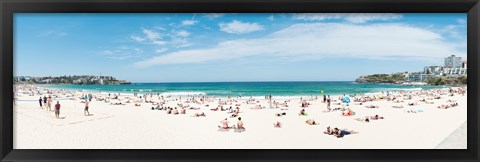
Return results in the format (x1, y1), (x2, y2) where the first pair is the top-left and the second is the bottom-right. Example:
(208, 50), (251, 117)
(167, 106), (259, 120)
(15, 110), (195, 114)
(342, 96), (351, 103)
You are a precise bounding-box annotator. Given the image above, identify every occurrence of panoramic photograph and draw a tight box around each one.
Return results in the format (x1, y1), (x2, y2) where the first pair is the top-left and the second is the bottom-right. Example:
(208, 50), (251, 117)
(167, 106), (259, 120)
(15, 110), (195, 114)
(13, 13), (467, 149)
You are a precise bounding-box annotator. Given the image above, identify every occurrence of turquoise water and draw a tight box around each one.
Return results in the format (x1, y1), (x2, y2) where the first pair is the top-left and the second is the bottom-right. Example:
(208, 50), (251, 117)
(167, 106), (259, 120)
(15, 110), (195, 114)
(41, 81), (447, 97)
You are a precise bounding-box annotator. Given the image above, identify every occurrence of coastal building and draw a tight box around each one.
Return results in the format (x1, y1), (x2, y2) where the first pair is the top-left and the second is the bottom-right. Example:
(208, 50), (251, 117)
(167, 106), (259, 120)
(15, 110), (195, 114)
(444, 55), (462, 68)
(424, 66), (444, 75)
(443, 67), (467, 76)
(407, 73), (434, 82)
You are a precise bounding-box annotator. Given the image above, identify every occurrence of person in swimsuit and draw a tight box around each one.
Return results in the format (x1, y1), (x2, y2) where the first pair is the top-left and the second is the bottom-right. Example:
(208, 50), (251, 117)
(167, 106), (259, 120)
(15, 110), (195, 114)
(334, 128), (358, 138)
(219, 118), (230, 129)
(305, 119), (317, 125)
(47, 96), (52, 111)
(54, 101), (61, 119)
(299, 109), (306, 116)
(84, 101), (90, 116)
(236, 117), (244, 129)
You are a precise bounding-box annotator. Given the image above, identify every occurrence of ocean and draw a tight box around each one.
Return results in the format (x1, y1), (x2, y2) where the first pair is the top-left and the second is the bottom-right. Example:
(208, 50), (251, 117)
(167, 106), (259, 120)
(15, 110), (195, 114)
(41, 81), (447, 97)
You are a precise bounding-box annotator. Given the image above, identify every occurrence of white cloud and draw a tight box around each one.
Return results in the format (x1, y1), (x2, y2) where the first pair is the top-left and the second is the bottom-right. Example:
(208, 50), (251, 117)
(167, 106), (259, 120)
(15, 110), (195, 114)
(293, 13), (403, 23)
(176, 30), (190, 37)
(130, 35), (146, 42)
(204, 13), (225, 19)
(219, 20), (264, 34)
(182, 20), (198, 26)
(132, 28), (167, 45)
(101, 46), (143, 60)
(142, 28), (161, 40)
(134, 22), (464, 68)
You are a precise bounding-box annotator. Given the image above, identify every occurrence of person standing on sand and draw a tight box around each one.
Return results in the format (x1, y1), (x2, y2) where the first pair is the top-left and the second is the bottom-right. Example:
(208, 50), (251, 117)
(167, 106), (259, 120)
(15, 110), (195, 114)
(43, 96), (47, 109)
(39, 97), (43, 108)
(47, 96), (52, 111)
(327, 98), (331, 110)
(84, 101), (90, 116)
(54, 101), (61, 119)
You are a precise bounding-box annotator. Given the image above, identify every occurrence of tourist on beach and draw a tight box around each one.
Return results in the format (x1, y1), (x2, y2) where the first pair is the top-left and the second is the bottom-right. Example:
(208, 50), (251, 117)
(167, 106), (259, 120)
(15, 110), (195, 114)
(193, 112), (206, 117)
(180, 107), (186, 114)
(173, 108), (179, 115)
(219, 118), (230, 129)
(274, 121), (282, 128)
(84, 101), (90, 116)
(236, 117), (244, 129)
(43, 96), (47, 108)
(47, 96), (52, 111)
(333, 128), (358, 138)
(54, 101), (61, 119)
(324, 126), (333, 135)
(327, 98), (331, 110)
(39, 97), (43, 108)
(305, 119), (317, 125)
(299, 109), (307, 116)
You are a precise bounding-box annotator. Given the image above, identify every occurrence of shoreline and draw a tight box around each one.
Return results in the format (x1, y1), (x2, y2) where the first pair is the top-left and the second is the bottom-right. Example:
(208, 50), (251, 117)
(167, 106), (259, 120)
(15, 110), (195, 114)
(21, 82), (456, 98)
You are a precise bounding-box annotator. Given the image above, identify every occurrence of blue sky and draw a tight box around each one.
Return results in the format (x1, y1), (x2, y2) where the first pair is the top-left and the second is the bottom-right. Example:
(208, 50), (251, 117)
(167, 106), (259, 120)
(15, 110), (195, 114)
(14, 13), (467, 82)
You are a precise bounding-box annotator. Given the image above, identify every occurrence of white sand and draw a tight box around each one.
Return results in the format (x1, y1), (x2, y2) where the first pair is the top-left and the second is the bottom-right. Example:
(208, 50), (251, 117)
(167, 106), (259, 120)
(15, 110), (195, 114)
(13, 86), (467, 149)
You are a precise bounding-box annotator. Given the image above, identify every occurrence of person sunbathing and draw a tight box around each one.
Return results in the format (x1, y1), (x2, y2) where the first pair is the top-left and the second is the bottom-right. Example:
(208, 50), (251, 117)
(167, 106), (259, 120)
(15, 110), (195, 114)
(407, 102), (417, 106)
(324, 126), (334, 134)
(365, 105), (379, 108)
(274, 121), (282, 128)
(192, 112), (206, 117)
(299, 109), (307, 116)
(218, 118), (230, 129)
(355, 117), (370, 123)
(392, 105), (403, 108)
(210, 107), (219, 111)
(342, 108), (354, 116)
(236, 117), (245, 129)
(425, 101), (434, 104)
(275, 112), (287, 117)
(180, 108), (186, 114)
(438, 105), (451, 109)
(333, 128), (358, 138)
(447, 99), (457, 102)
(135, 103), (141, 106)
(369, 115), (384, 120)
(305, 119), (318, 125)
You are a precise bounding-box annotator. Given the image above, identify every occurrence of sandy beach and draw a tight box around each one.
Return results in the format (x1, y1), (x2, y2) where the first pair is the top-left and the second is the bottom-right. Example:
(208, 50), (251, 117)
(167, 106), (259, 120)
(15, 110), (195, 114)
(13, 84), (467, 149)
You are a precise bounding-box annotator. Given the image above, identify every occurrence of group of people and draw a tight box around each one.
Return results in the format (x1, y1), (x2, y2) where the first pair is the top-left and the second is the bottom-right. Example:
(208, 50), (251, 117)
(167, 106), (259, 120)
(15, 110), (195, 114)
(37, 95), (62, 119)
(218, 117), (244, 130)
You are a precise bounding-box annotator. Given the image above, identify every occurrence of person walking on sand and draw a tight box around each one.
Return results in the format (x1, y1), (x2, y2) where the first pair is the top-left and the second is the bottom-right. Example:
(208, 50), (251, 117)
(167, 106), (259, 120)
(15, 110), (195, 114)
(84, 101), (90, 116)
(54, 101), (61, 119)
(47, 96), (52, 111)
(43, 96), (47, 109)
(38, 97), (43, 108)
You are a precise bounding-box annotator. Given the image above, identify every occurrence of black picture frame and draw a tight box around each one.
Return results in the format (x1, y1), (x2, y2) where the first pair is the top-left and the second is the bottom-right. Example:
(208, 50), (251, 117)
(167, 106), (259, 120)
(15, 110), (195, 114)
(1, 0), (479, 161)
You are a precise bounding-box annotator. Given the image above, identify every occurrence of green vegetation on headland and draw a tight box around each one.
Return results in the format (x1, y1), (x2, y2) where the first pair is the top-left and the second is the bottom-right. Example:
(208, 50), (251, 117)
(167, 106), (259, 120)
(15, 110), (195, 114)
(14, 75), (131, 85)
(355, 74), (406, 84)
(356, 74), (467, 86)
(424, 75), (467, 86)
